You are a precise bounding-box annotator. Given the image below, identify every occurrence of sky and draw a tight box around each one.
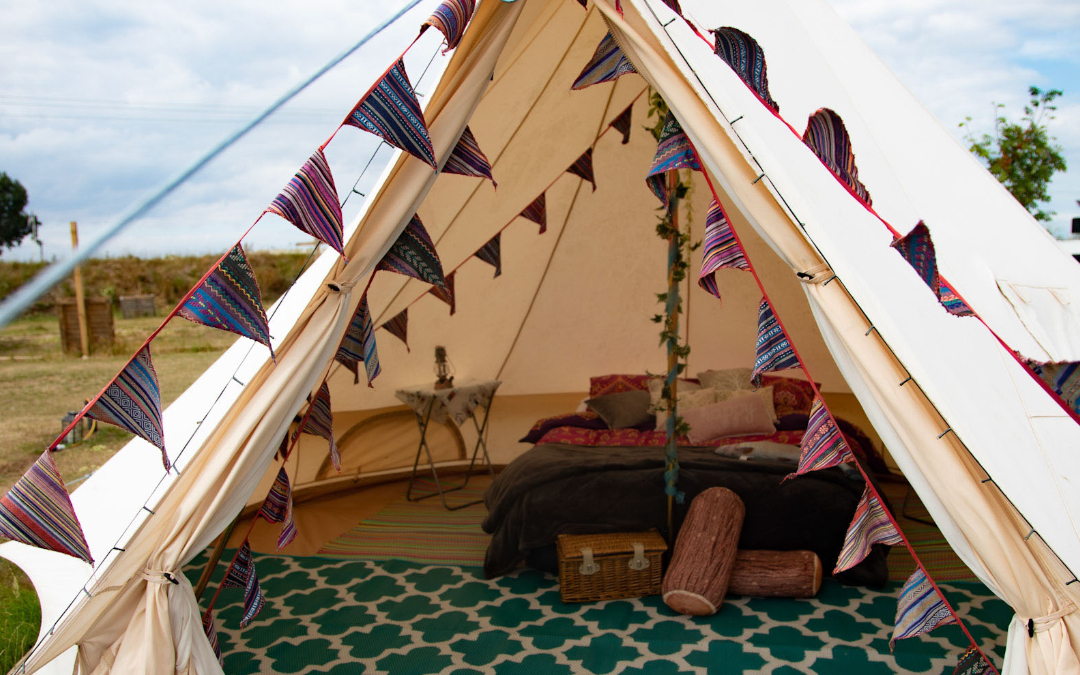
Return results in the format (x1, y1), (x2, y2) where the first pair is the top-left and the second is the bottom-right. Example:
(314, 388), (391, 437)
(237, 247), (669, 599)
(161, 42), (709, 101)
(0, 0), (1078, 263)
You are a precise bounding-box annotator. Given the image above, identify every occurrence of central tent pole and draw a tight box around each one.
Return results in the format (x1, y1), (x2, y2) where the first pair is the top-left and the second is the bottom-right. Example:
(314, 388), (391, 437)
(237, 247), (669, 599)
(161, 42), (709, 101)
(664, 171), (681, 538)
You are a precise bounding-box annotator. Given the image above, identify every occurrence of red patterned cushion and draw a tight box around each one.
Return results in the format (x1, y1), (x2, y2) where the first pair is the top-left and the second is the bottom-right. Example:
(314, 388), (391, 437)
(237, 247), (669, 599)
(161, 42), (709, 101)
(589, 374), (651, 398)
(759, 375), (816, 417)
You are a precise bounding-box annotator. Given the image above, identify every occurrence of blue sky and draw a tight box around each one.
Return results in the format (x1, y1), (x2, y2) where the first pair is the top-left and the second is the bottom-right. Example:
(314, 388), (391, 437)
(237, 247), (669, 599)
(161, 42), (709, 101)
(0, 0), (1077, 262)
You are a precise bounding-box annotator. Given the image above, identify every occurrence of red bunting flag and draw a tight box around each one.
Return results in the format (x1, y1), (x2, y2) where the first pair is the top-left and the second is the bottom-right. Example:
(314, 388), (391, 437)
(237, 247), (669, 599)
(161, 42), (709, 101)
(421, 0), (476, 53)
(266, 149), (345, 258)
(834, 486), (903, 573)
(294, 383), (339, 471)
(474, 233), (502, 278)
(566, 147), (596, 192)
(381, 308), (410, 352)
(789, 397), (852, 478)
(0, 449), (93, 564)
(698, 198), (749, 300)
(336, 295), (381, 387)
(442, 126), (496, 187)
(221, 540), (265, 628)
(609, 104), (633, 144)
(519, 194), (547, 234)
(258, 467), (297, 550)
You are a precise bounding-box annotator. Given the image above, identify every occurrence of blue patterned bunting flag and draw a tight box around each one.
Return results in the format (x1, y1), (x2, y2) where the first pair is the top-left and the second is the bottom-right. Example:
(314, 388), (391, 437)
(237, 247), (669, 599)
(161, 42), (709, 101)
(266, 149), (345, 258)
(938, 279), (974, 317)
(1026, 359), (1080, 417)
(893, 567), (956, 648)
(751, 298), (800, 384)
(0, 449), (92, 563)
(179, 244), (273, 358)
(698, 198), (748, 299)
(381, 308), (409, 351)
(475, 233), (502, 278)
(519, 194), (546, 234)
(346, 59), (437, 170)
(566, 147), (596, 191)
(421, 0), (475, 53)
(609, 104), (633, 145)
(443, 126), (496, 187)
(571, 32), (637, 90)
(646, 112), (701, 206)
(711, 27), (779, 112)
(295, 383), (339, 472)
(221, 540), (265, 628)
(834, 485), (902, 573)
(789, 396), (851, 479)
(429, 271), (456, 315)
(258, 467), (297, 550)
(891, 222), (939, 294)
(803, 108), (872, 205)
(85, 345), (168, 470)
(336, 295), (380, 387)
(376, 215), (448, 290)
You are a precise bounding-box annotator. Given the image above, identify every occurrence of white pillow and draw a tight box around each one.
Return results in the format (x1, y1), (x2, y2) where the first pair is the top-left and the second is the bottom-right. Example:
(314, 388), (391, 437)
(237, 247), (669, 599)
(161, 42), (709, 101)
(696, 368), (753, 395)
(654, 386), (715, 430)
(717, 385), (778, 424)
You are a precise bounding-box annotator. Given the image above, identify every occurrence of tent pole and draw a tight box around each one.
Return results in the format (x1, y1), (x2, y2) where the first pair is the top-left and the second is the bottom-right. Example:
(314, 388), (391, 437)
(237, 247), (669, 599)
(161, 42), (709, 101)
(665, 171), (681, 539)
(194, 514), (240, 600)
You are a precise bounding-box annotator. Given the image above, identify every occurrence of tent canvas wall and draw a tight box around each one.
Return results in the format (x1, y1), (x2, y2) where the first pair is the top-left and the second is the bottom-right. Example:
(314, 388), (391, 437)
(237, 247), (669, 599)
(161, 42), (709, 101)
(4, 0), (1080, 673)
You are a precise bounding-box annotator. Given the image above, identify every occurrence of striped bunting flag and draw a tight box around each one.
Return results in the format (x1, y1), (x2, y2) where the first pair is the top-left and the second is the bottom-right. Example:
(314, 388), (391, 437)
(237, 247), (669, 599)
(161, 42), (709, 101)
(891, 222), (940, 294)
(85, 345), (169, 471)
(258, 467), (297, 550)
(474, 233), (502, 278)
(646, 112), (701, 206)
(519, 193), (547, 234)
(421, 0), (475, 53)
(381, 308), (410, 351)
(202, 609), (222, 665)
(443, 126), (496, 187)
(711, 27), (779, 113)
(834, 486), (903, 573)
(571, 32), (637, 91)
(376, 215), (448, 290)
(429, 271), (456, 315)
(566, 147), (596, 192)
(337, 356), (360, 385)
(751, 298), (800, 385)
(346, 59), (437, 170)
(803, 108), (872, 206)
(294, 383), (339, 471)
(953, 645), (991, 675)
(1026, 360), (1080, 416)
(938, 279), (974, 317)
(266, 149), (345, 258)
(336, 295), (381, 387)
(179, 244), (272, 358)
(699, 198), (749, 299)
(893, 567), (956, 648)
(609, 104), (633, 144)
(0, 449), (92, 563)
(790, 397), (852, 478)
(221, 540), (265, 628)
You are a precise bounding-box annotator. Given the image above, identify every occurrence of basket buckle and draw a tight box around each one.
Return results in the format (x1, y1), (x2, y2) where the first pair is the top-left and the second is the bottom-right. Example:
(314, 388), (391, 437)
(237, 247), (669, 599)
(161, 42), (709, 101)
(579, 547), (598, 575)
(628, 543), (650, 571)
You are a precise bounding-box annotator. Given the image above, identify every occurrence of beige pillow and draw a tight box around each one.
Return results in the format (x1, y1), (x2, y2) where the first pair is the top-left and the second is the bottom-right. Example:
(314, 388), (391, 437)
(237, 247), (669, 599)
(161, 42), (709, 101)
(683, 392), (777, 445)
(696, 368), (753, 395)
(648, 377), (701, 412)
(653, 385), (714, 430)
(717, 385), (778, 424)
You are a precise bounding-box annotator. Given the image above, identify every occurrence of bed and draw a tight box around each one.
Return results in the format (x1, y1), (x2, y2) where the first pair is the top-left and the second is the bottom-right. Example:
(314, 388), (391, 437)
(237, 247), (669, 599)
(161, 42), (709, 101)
(481, 373), (892, 585)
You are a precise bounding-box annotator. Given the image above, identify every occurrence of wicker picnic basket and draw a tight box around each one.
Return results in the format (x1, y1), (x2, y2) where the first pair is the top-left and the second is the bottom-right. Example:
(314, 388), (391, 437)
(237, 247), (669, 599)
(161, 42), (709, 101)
(555, 530), (668, 603)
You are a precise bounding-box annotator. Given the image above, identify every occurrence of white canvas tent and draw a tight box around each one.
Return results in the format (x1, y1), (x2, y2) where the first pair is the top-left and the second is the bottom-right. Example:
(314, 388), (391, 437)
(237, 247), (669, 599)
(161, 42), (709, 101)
(4, 0), (1080, 673)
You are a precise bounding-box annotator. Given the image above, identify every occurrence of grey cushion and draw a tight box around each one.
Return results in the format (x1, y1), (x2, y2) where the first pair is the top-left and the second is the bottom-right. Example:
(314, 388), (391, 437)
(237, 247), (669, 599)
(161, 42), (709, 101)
(585, 390), (655, 429)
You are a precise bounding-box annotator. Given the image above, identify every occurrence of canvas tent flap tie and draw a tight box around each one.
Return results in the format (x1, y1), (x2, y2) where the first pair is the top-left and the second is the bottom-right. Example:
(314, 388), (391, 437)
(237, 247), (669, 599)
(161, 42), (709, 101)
(140, 569), (181, 585)
(796, 263), (832, 284)
(1016, 602), (1076, 636)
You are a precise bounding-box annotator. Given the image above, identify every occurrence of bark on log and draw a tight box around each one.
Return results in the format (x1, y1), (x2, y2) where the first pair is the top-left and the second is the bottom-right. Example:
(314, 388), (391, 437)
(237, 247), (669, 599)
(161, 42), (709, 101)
(728, 550), (822, 598)
(662, 487), (745, 616)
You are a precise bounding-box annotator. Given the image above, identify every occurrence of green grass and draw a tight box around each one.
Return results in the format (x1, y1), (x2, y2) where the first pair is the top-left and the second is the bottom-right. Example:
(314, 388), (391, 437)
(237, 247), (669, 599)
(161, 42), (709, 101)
(0, 560), (40, 674)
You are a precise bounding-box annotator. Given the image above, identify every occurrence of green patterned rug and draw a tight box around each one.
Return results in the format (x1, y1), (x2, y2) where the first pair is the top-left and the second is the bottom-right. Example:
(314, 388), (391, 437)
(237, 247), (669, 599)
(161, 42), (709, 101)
(186, 551), (1010, 674)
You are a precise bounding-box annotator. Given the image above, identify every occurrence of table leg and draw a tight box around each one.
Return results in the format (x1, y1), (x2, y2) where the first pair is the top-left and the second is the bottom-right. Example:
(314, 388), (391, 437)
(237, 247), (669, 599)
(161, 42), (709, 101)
(406, 398), (470, 508)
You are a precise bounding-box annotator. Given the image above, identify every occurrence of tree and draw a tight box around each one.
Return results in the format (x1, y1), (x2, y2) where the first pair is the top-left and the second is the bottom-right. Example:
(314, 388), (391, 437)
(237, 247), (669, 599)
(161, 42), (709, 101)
(962, 87), (1067, 222)
(0, 172), (39, 253)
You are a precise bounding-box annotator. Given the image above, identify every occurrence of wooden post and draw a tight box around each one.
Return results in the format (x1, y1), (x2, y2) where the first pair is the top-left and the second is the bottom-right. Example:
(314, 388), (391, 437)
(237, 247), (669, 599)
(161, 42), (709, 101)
(665, 171), (681, 538)
(70, 222), (89, 358)
(194, 515), (240, 600)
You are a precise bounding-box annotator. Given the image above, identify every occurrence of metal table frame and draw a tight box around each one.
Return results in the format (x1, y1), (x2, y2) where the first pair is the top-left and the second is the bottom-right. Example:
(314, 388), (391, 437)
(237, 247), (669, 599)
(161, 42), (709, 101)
(405, 388), (496, 510)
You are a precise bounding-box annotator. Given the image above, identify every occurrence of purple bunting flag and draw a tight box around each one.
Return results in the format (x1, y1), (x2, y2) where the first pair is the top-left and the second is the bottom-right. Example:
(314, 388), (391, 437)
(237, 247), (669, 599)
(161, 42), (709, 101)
(711, 27), (779, 113)
(803, 108), (872, 206)
(609, 104), (633, 144)
(221, 540), (265, 628)
(85, 345), (169, 470)
(376, 215), (448, 290)
(345, 59), (437, 170)
(790, 396), (852, 478)
(646, 112), (701, 206)
(834, 486), (903, 573)
(442, 126), (496, 187)
(336, 295), (381, 387)
(699, 198), (749, 299)
(893, 567), (956, 648)
(381, 308), (410, 352)
(421, 0), (475, 53)
(519, 193), (546, 234)
(429, 271), (456, 315)
(266, 149), (345, 258)
(0, 449), (92, 564)
(891, 222), (940, 294)
(566, 147), (596, 192)
(294, 383), (339, 472)
(179, 244), (273, 358)
(202, 609), (222, 665)
(258, 467), (297, 550)
(751, 298), (800, 384)
(474, 233), (502, 278)
(571, 32), (637, 91)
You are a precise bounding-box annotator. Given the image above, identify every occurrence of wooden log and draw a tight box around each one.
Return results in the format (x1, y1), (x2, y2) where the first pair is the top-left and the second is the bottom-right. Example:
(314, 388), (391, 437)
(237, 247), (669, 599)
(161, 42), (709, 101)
(662, 487), (745, 616)
(728, 550), (822, 598)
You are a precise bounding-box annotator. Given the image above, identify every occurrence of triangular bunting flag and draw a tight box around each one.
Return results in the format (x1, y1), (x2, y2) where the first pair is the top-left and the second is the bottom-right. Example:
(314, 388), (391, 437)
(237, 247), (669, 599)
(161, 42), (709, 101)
(645, 112), (701, 206)
(938, 279), (974, 317)
(429, 271), (456, 315)
(751, 298), (800, 384)
(381, 308), (410, 352)
(294, 383), (339, 472)
(1025, 360), (1080, 416)
(699, 198), (749, 299)
(258, 467), (297, 550)
(376, 215), (448, 289)
(609, 104), (633, 145)
(178, 244), (273, 357)
(221, 540), (266, 628)
(790, 397), (852, 477)
(519, 193), (546, 234)
(711, 27), (779, 113)
(420, 0), (475, 53)
(893, 567), (956, 648)
(566, 147), (596, 192)
(266, 149), (345, 257)
(442, 126), (496, 187)
(834, 486), (903, 573)
(571, 32), (637, 91)
(345, 59), (437, 170)
(0, 449), (92, 563)
(953, 645), (991, 675)
(336, 295), (381, 387)
(660, 0), (682, 14)
(202, 609), (222, 665)
(85, 345), (168, 470)
(337, 356), (360, 385)
(891, 222), (939, 294)
(475, 233), (502, 278)
(803, 108), (872, 206)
